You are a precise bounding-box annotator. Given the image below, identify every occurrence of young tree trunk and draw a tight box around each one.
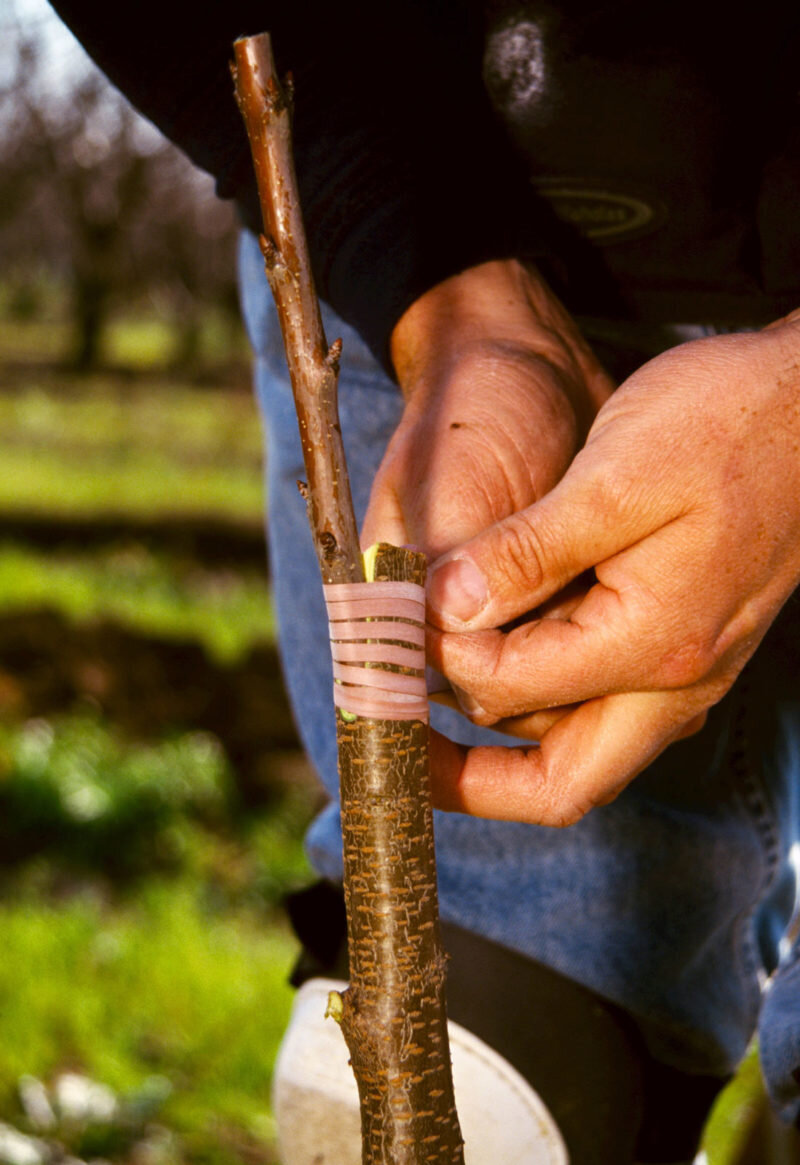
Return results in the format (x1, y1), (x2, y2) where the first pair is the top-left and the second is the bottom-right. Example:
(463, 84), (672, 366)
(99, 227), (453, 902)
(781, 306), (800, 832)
(335, 543), (462, 1164)
(232, 34), (464, 1165)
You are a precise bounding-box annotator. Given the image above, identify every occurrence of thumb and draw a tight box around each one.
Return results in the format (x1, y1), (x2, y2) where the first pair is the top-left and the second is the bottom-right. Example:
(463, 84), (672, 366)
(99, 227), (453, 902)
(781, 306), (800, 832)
(425, 451), (653, 630)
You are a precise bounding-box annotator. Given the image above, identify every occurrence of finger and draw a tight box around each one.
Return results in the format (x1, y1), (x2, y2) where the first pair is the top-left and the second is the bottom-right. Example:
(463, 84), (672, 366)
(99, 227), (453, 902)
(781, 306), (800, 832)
(428, 610), (629, 715)
(493, 704), (577, 739)
(427, 515), (731, 715)
(429, 684), (498, 724)
(674, 710), (708, 740)
(429, 689), (575, 737)
(425, 441), (681, 631)
(429, 690), (470, 715)
(536, 575), (591, 621)
(426, 580), (591, 726)
(427, 589), (637, 716)
(428, 689), (706, 824)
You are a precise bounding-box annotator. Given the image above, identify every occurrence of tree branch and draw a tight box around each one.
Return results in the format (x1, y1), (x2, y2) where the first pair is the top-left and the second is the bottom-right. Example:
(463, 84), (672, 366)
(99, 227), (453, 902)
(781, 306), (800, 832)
(232, 33), (361, 585)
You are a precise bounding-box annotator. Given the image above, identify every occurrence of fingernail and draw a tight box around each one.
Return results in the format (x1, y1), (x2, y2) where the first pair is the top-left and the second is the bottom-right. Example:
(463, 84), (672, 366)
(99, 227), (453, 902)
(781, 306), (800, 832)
(427, 557), (488, 625)
(451, 685), (487, 719)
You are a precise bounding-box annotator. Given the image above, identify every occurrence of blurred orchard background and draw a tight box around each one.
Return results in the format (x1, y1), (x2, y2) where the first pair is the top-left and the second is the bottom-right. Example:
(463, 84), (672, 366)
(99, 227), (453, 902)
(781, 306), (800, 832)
(0, 2), (795, 1163)
(0, 2), (322, 1162)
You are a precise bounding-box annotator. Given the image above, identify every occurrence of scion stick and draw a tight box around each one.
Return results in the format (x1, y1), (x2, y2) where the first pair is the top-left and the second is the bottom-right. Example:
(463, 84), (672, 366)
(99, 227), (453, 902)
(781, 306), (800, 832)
(232, 32), (464, 1165)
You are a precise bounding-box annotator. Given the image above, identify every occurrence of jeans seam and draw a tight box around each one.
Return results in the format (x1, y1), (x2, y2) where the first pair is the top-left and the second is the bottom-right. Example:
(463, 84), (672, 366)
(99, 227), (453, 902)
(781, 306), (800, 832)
(730, 673), (782, 1014)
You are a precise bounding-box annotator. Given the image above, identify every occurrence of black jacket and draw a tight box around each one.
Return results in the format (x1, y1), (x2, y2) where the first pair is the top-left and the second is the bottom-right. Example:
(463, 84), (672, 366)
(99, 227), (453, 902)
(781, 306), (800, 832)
(51, 0), (800, 365)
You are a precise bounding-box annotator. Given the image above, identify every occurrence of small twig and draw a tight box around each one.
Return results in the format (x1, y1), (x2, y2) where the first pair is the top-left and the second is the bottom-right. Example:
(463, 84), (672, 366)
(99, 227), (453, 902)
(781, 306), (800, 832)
(232, 34), (361, 585)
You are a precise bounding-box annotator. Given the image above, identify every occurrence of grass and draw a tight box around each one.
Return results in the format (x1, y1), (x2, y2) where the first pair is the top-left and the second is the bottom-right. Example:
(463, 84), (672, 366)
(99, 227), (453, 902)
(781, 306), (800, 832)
(105, 312), (249, 370)
(0, 304), (263, 523)
(0, 381), (261, 464)
(0, 885), (298, 1160)
(0, 713), (317, 897)
(700, 1043), (766, 1163)
(0, 381), (264, 522)
(0, 300), (249, 371)
(0, 315), (315, 1160)
(0, 542), (274, 662)
(0, 328), (275, 657)
(0, 444), (262, 521)
(0, 713), (317, 1162)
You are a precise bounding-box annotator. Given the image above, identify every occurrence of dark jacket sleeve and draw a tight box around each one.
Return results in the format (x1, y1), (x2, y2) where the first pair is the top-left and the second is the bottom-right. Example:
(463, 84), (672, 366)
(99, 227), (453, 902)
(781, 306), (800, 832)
(49, 0), (560, 367)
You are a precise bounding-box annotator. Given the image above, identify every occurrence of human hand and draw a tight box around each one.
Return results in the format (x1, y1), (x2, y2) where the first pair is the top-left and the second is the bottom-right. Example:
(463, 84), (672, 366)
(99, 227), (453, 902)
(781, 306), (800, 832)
(360, 259), (613, 560)
(425, 313), (800, 824)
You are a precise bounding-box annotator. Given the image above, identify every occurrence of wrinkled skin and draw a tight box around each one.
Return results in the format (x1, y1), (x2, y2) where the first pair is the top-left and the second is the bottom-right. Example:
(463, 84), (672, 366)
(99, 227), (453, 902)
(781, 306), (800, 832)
(362, 260), (800, 826)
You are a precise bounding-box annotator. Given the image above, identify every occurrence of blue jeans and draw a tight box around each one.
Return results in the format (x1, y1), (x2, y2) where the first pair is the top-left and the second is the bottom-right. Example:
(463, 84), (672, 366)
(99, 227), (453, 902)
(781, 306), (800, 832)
(238, 229), (800, 1122)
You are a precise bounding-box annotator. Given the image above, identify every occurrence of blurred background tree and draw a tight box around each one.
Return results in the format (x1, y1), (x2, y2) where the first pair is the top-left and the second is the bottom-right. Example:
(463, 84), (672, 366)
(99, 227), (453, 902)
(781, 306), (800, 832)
(0, 1), (239, 372)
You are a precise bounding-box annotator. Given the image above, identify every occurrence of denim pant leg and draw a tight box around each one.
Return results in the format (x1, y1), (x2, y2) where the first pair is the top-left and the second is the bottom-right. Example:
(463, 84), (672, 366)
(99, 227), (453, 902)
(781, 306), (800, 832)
(238, 229), (800, 1115)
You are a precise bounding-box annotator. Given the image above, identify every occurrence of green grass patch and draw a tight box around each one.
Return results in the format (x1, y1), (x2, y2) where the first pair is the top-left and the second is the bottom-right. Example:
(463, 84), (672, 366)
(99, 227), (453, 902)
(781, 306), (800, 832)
(0, 542), (274, 662)
(0, 303), (249, 372)
(0, 715), (234, 881)
(104, 317), (185, 368)
(105, 312), (249, 370)
(0, 713), (316, 899)
(0, 380), (264, 522)
(0, 443), (263, 520)
(0, 382), (262, 463)
(0, 711), (317, 1162)
(0, 885), (297, 1159)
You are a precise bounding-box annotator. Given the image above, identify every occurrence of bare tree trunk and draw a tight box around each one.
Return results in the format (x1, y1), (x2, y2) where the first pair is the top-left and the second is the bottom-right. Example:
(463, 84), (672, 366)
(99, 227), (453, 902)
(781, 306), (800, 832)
(232, 34), (464, 1165)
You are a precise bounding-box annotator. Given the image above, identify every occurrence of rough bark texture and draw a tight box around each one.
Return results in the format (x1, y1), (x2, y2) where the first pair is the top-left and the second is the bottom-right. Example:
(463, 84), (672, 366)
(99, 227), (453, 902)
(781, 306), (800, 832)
(232, 36), (463, 1164)
(337, 544), (463, 1164)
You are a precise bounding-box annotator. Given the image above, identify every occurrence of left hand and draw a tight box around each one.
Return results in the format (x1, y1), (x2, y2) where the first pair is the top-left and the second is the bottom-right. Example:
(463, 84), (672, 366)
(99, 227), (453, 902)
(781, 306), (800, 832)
(361, 259), (612, 561)
(425, 314), (800, 825)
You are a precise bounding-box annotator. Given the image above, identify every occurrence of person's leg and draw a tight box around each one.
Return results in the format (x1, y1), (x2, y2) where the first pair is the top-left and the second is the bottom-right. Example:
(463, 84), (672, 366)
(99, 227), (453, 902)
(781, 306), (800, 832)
(443, 923), (726, 1165)
(285, 881), (725, 1163)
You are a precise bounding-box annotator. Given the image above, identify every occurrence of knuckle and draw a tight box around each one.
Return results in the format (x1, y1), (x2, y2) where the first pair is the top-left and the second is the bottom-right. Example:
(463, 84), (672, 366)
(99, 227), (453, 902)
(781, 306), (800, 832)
(494, 512), (547, 595)
(537, 783), (624, 826)
(551, 802), (589, 828)
(675, 710), (709, 740)
(452, 683), (500, 726)
(522, 754), (590, 828)
(490, 637), (544, 719)
(528, 747), (625, 827)
(535, 796), (589, 828)
(652, 636), (720, 689)
(471, 709), (501, 728)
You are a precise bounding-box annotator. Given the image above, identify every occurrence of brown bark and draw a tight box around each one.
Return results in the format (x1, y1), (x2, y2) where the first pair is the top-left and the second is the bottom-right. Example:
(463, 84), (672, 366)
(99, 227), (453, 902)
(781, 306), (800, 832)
(231, 34), (360, 586)
(232, 34), (463, 1164)
(337, 543), (462, 1163)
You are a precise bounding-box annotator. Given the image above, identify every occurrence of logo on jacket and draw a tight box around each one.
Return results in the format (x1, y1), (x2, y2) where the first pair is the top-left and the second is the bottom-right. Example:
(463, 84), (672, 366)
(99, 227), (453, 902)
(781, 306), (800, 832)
(532, 179), (663, 243)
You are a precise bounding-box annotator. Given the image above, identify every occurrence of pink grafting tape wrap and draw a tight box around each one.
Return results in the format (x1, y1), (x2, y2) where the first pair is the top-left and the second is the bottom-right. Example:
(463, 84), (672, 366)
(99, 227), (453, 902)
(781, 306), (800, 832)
(323, 581), (429, 722)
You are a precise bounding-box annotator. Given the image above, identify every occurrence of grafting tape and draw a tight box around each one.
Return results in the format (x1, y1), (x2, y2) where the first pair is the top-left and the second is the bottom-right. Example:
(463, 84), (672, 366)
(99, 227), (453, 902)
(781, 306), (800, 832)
(324, 581), (428, 722)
